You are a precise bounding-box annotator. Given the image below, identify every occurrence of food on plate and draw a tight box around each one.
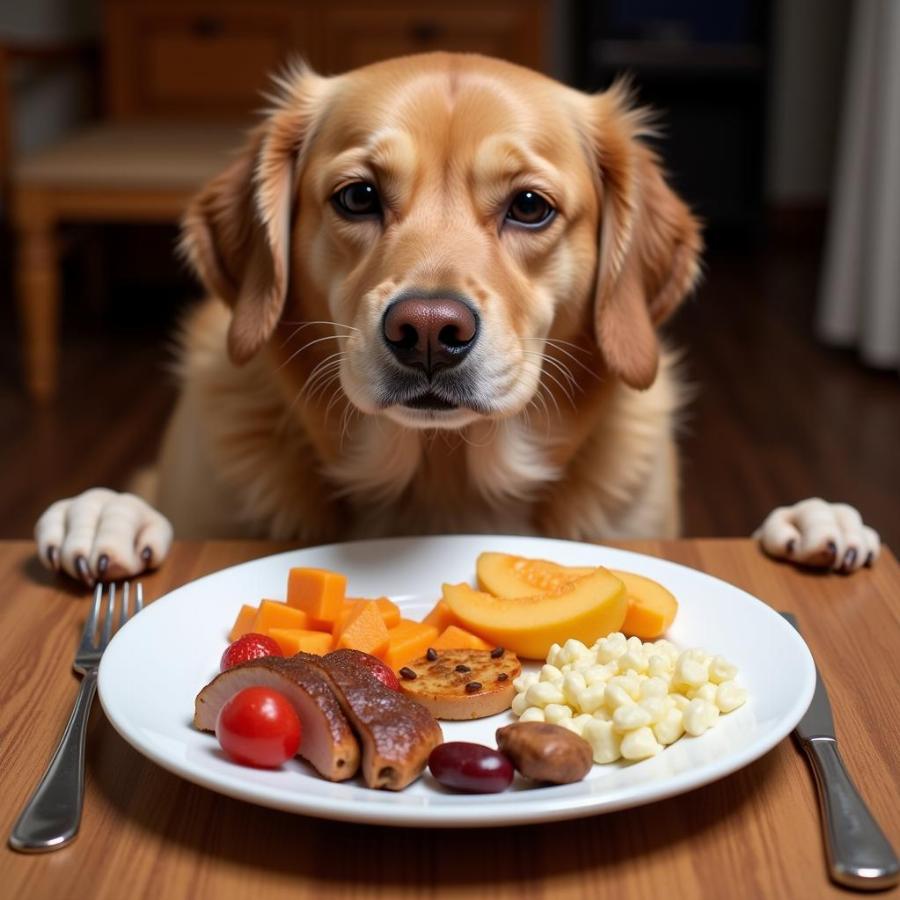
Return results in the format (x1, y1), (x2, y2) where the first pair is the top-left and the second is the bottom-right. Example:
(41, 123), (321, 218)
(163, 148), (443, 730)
(428, 742), (515, 793)
(495, 722), (593, 784)
(610, 570), (678, 640)
(220, 632), (283, 671)
(381, 619), (440, 670)
(475, 552), (679, 640)
(430, 625), (493, 651)
(476, 551), (594, 596)
(287, 567), (347, 626)
(421, 598), (461, 633)
(195, 656), (360, 780)
(302, 649), (443, 790)
(268, 628), (333, 656)
(252, 599), (312, 634)
(333, 600), (391, 656)
(511, 633), (748, 763)
(352, 651), (401, 691)
(441, 569), (628, 659)
(214, 686), (302, 768)
(228, 604), (258, 642)
(397, 647), (521, 720)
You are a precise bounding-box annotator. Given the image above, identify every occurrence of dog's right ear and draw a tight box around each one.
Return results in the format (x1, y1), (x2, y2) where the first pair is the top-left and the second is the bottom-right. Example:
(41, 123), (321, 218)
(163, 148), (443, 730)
(180, 64), (330, 364)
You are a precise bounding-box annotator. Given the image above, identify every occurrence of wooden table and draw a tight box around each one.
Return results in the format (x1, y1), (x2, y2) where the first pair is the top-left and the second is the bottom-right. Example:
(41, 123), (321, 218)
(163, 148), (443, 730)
(2, 539), (898, 899)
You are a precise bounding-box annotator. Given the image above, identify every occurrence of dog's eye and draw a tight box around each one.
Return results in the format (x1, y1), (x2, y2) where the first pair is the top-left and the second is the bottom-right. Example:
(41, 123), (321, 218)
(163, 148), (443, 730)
(505, 191), (555, 228)
(332, 182), (382, 218)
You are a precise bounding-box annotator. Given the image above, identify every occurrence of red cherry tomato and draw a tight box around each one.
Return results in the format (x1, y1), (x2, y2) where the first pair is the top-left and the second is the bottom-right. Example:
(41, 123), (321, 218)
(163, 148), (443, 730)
(354, 652), (401, 691)
(215, 687), (301, 768)
(220, 633), (283, 671)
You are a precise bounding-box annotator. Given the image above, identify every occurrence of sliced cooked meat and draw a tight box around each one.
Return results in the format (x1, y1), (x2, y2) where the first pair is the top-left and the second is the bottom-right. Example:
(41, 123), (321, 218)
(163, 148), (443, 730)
(298, 649), (443, 790)
(194, 656), (360, 781)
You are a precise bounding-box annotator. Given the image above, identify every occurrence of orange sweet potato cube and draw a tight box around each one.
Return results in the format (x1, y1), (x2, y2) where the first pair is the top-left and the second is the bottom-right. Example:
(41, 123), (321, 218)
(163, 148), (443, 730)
(431, 624), (493, 651)
(373, 597), (401, 629)
(269, 628), (333, 656)
(335, 601), (390, 656)
(251, 599), (311, 635)
(422, 598), (460, 633)
(286, 568), (347, 624)
(228, 604), (259, 642)
(382, 619), (440, 670)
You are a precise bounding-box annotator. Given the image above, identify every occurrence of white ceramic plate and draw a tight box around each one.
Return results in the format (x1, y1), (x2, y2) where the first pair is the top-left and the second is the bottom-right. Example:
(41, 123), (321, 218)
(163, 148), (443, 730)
(98, 535), (815, 828)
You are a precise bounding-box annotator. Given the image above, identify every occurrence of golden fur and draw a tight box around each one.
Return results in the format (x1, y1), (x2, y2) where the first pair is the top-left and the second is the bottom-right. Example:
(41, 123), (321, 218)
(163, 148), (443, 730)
(153, 52), (702, 544)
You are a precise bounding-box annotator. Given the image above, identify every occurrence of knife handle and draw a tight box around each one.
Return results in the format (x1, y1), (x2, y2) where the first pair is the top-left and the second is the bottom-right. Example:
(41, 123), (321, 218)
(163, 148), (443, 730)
(802, 737), (899, 890)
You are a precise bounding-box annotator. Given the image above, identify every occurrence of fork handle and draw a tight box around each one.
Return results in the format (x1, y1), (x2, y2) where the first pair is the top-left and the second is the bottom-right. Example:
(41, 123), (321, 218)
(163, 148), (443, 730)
(9, 670), (97, 852)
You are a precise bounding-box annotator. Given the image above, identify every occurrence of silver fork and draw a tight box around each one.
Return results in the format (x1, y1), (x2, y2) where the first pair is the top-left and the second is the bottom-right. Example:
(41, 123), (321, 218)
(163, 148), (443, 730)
(9, 581), (144, 852)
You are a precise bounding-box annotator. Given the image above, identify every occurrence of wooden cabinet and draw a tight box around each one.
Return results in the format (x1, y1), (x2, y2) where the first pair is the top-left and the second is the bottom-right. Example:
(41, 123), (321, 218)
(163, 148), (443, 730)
(104, 0), (550, 118)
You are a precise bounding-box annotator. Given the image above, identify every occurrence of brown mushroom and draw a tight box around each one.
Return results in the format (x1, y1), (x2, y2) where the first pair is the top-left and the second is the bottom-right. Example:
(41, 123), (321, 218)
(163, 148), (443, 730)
(495, 722), (593, 784)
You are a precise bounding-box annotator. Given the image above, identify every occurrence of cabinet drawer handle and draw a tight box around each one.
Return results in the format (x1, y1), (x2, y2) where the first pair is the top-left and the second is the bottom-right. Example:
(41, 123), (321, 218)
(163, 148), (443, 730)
(410, 20), (443, 42)
(190, 16), (224, 38)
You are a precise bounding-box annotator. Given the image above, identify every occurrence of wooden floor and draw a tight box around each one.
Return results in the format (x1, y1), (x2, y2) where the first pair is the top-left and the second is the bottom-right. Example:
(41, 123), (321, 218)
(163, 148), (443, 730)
(1, 230), (897, 549)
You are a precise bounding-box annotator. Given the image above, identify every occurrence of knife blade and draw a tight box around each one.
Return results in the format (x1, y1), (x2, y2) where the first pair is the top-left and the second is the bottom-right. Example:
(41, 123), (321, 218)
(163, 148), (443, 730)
(780, 611), (899, 891)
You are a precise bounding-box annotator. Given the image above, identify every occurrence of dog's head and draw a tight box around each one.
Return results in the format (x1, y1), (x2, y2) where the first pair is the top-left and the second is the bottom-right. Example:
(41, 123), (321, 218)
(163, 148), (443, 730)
(182, 54), (701, 430)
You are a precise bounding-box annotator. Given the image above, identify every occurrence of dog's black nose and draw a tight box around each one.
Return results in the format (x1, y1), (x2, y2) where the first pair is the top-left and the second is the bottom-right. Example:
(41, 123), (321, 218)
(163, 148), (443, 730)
(382, 296), (478, 373)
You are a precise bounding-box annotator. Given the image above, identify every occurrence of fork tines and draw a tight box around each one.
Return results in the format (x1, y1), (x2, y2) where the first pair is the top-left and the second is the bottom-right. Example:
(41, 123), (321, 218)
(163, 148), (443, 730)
(80, 582), (144, 653)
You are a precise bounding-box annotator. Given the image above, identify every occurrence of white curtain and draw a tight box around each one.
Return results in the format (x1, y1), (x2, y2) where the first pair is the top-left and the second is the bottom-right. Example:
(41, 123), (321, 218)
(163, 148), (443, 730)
(817, 0), (900, 372)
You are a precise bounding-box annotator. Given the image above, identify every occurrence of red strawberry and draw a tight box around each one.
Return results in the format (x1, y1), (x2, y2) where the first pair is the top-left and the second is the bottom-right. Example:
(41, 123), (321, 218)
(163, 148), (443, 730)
(354, 652), (401, 691)
(220, 633), (283, 672)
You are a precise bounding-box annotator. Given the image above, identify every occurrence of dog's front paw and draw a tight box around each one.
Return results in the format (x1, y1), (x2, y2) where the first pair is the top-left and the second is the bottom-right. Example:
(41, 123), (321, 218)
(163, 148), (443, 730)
(754, 498), (880, 572)
(34, 487), (173, 587)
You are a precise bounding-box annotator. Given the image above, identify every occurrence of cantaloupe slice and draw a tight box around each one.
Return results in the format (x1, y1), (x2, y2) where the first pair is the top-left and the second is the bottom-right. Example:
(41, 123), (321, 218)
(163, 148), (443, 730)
(382, 619), (440, 670)
(287, 568), (347, 625)
(476, 552), (593, 597)
(431, 624), (493, 651)
(228, 604), (258, 642)
(442, 569), (627, 659)
(334, 600), (390, 656)
(252, 599), (311, 634)
(268, 627), (333, 656)
(611, 570), (679, 639)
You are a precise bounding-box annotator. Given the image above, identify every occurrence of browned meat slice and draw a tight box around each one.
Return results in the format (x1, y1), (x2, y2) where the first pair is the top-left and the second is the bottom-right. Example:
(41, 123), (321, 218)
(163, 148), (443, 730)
(297, 649), (443, 790)
(194, 656), (360, 781)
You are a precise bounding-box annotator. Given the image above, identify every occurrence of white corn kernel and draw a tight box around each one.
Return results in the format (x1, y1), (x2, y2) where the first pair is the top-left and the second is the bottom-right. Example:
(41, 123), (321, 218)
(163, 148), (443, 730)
(544, 703), (574, 724)
(709, 656), (738, 684)
(583, 664), (614, 686)
(563, 672), (587, 706)
(608, 672), (642, 700)
(620, 726), (661, 760)
(518, 706), (546, 723)
(674, 651), (710, 688)
(583, 719), (622, 764)
(526, 681), (565, 708)
(540, 664), (564, 684)
(689, 683), (718, 704)
(573, 684), (606, 715)
(653, 707), (685, 745)
(513, 672), (538, 693)
(683, 698), (720, 736)
(618, 636), (649, 674)
(511, 692), (531, 716)
(640, 676), (669, 700)
(613, 704), (653, 732)
(670, 693), (691, 712)
(595, 632), (627, 663)
(546, 643), (562, 667)
(604, 683), (635, 709)
(592, 707), (612, 722)
(715, 680), (748, 713)
(638, 697), (668, 724)
(571, 713), (593, 735)
(648, 655), (673, 678)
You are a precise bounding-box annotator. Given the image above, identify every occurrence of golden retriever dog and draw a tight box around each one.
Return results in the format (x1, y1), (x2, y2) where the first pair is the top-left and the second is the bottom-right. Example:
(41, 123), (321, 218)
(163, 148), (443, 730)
(34, 53), (880, 584)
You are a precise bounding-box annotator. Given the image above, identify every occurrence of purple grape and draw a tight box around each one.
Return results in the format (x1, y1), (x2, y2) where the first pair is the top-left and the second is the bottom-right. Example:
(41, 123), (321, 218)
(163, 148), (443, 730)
(428, 742), (514, 793)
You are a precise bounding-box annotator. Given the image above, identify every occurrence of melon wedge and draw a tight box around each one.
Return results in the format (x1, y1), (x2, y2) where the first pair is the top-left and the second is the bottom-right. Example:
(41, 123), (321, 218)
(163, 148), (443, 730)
(442, 568), (627, 659)
(611, 570), (678, 639)
(476, 552), (593, 598)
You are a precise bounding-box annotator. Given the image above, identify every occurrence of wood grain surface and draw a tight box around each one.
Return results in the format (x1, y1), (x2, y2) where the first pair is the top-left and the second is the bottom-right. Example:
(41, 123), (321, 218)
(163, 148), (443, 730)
(1, 539), (898, 900)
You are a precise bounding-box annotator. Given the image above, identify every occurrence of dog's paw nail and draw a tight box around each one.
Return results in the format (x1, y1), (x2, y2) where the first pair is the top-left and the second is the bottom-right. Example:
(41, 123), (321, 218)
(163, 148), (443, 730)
(785, 539), (795, 556)
(47, 545), (59, 570)
(842, 548), (856, 572)
(865, 551), (874, 567)
(97, 554), (109, 578)
(75, 555), (94, 588)
(826, 540), (837, 562)
(141, 546), (153, 565)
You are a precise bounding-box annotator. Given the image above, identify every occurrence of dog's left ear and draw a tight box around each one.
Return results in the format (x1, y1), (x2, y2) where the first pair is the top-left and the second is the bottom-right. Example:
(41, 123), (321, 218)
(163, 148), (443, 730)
(180, 63), (330, 364)
(590, 86), (703, 389)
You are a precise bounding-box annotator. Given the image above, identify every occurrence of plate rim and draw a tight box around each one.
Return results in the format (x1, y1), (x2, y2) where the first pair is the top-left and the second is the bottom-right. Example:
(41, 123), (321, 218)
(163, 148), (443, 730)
(98, 534), (817, 827)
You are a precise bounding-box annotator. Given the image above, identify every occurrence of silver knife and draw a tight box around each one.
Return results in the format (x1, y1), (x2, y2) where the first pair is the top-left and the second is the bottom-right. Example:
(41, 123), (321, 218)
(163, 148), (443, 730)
(781, 612), (899, 890)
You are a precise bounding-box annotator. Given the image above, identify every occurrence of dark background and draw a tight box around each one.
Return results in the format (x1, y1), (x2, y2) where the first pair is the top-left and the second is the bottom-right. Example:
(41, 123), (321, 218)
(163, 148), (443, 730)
(1, 0), (897, 548)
